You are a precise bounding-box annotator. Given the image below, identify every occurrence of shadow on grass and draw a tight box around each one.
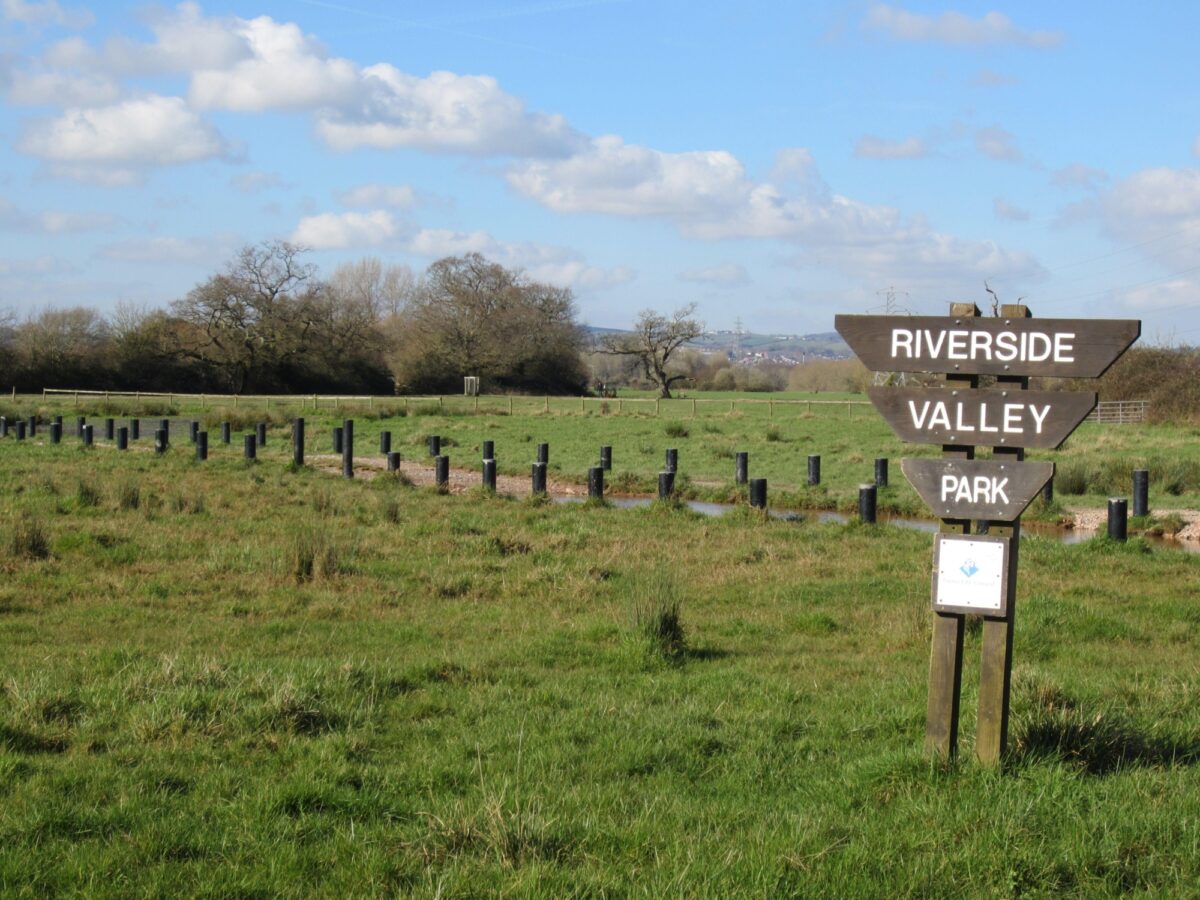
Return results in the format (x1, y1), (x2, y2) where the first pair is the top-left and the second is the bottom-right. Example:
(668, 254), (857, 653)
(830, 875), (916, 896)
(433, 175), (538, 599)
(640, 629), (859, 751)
(683, 645), (732, 662)
(1010, 681), (1200, 775)
(0, 725), (69, 754)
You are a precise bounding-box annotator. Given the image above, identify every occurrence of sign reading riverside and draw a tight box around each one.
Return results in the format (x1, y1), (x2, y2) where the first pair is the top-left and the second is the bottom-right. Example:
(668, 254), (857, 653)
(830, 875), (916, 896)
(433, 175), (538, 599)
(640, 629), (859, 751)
(835, 315), (1140, 378)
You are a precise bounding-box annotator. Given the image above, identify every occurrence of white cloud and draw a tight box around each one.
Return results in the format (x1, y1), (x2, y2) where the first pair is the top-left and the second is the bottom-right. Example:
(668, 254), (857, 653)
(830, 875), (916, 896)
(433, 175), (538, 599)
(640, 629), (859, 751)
(1113, 278), (1199, 312)
(1104, 167), (1200, 223)
(1078, 166), (1200, 273)
(0, 255), (77, 276)
(18, 94), (230, 182)
(291, 210), (399, 249)
(408, 228), (634, 292)
(7, 70), (120, 106)
(975, 126), (1021, 161)
(315, 66), (584, 157)
(336, 183), (417, 209)
(864, 5), (1062, 47)
(854, 135), (927, 160)
(190, 15), (359, 112)
(0, 198), (115, 232)
(993, 198), (1030, 222)
(972, 69), (1019, 88)
(38, 209), (116, 232)
(230, 170), (286, 194)
(508, 138), (1043, 288)
(1052, 163), (1109, 190)
(97, 234), (239, 264)
(44, 4), (251, 76)
(679, 263), (750, 287)
(2, 0), (92, 29)
(507, 135), (751, 218)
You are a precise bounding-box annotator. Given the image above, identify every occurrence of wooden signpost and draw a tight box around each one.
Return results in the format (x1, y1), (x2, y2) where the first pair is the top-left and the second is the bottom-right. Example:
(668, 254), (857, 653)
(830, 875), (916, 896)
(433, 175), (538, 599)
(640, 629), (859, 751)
(837, 304), (1139, 765)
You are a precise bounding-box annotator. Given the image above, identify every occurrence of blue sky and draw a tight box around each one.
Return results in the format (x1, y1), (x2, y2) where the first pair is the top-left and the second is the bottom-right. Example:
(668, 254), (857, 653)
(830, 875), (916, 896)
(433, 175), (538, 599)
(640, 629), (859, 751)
(2, 1), (1198, 341)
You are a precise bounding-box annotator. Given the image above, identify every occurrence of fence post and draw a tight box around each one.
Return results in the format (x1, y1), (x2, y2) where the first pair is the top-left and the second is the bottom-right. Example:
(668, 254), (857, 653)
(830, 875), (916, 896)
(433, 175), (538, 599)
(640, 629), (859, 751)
(588, 466), (604, 499)
(1132, 469), (1149, 517)
(293, 417), (305, 467)
(749, 478), (767, 509)
(1107, 498), (1128, 541)
(658, 471), (675, 499)
(858, 484), (877, 523)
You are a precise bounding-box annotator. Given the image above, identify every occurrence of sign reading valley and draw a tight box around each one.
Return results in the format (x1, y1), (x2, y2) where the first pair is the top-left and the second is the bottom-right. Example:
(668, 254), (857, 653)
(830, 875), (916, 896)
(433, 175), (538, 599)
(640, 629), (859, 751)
(867, 387), (1096, 449)
(835, 315), (1140, 378)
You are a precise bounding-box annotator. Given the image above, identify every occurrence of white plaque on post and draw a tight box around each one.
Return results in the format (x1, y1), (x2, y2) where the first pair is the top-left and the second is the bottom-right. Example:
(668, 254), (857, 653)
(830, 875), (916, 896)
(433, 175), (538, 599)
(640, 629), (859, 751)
(932, 534), (1010, 616)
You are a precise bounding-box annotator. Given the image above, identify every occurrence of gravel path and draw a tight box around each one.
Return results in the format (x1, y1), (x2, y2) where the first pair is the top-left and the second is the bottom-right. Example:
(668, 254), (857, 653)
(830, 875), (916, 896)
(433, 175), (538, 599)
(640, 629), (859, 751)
(1071, 507), (1200, 542)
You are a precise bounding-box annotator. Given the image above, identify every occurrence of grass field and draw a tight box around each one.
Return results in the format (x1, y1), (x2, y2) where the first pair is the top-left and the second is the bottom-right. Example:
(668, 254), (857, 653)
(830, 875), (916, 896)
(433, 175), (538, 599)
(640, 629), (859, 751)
(2, 415), (1200, 895)
(9, 391), (1200, 516)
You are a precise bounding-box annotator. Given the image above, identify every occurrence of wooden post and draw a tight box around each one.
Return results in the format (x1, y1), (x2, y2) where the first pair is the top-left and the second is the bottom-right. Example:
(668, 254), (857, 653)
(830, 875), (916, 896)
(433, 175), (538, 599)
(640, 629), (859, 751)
(692, 398), (697, 417)
(544, 396), (549, 413)
(580, 397), (585, 413)
(975, 303), (1029, 767)
(770, 399), (774, 419)
(924, 301), (979, 762)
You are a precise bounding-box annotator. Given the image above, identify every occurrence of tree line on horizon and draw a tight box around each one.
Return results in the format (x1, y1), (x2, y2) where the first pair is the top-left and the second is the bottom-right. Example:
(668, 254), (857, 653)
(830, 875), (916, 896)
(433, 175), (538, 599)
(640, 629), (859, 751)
(2, 241), (1195, 418)
(0, 245), (593, 397)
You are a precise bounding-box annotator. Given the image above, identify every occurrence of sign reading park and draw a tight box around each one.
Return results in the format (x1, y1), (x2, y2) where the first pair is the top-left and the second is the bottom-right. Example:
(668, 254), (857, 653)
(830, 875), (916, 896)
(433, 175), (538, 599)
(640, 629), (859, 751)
(836, 315), (1140, 378)
(901, 458), (1054, 521)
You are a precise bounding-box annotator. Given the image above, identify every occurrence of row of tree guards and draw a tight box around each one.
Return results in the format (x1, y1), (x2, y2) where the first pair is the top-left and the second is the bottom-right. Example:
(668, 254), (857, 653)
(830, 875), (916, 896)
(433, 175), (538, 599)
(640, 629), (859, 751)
(0, 413), (1155, 528)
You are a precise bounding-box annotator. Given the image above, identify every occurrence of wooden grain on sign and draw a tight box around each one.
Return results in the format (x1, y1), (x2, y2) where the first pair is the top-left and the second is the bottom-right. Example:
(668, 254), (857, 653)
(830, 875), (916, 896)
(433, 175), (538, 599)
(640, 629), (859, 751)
(835, 315), (1140, 378)
(867, 387), (1096, 450)
(901, 457), (1054, 521)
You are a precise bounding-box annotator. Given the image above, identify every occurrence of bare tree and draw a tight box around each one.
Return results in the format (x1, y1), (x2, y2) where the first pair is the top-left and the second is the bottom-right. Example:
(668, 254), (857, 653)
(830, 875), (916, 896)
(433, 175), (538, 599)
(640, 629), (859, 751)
(170, 241), (318, 391)
(388, 253), (587, 394)
(601, 304), (704, 398)
(327, 257), (416, 321)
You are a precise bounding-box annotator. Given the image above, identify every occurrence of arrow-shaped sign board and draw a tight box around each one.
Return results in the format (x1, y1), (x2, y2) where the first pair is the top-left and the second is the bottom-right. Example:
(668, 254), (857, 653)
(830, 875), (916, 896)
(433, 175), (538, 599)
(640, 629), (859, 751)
(901, 458), (1054, 522)
(868, 387), (1096, 450)
(836, 315), (1140, 378)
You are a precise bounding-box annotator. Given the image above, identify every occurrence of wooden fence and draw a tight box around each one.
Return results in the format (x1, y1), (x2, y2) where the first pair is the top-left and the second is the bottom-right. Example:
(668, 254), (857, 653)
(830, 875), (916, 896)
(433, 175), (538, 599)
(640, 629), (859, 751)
(40, 388), (872, 419)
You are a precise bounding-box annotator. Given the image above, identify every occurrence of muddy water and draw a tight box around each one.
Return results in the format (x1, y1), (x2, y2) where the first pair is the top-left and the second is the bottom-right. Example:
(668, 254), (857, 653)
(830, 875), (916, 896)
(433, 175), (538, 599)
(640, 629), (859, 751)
(555, 495), (1200, 553)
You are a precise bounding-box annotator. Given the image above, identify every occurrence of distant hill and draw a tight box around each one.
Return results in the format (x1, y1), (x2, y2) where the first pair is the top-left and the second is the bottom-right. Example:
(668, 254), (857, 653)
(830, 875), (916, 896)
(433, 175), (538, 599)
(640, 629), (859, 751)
(583, 325), (850, 360)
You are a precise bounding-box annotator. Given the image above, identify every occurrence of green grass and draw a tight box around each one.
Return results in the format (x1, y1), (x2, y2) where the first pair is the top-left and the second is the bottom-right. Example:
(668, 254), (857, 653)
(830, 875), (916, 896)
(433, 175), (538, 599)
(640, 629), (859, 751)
(14, 392), (1200, 516)
(1, 433), (1199, 895)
